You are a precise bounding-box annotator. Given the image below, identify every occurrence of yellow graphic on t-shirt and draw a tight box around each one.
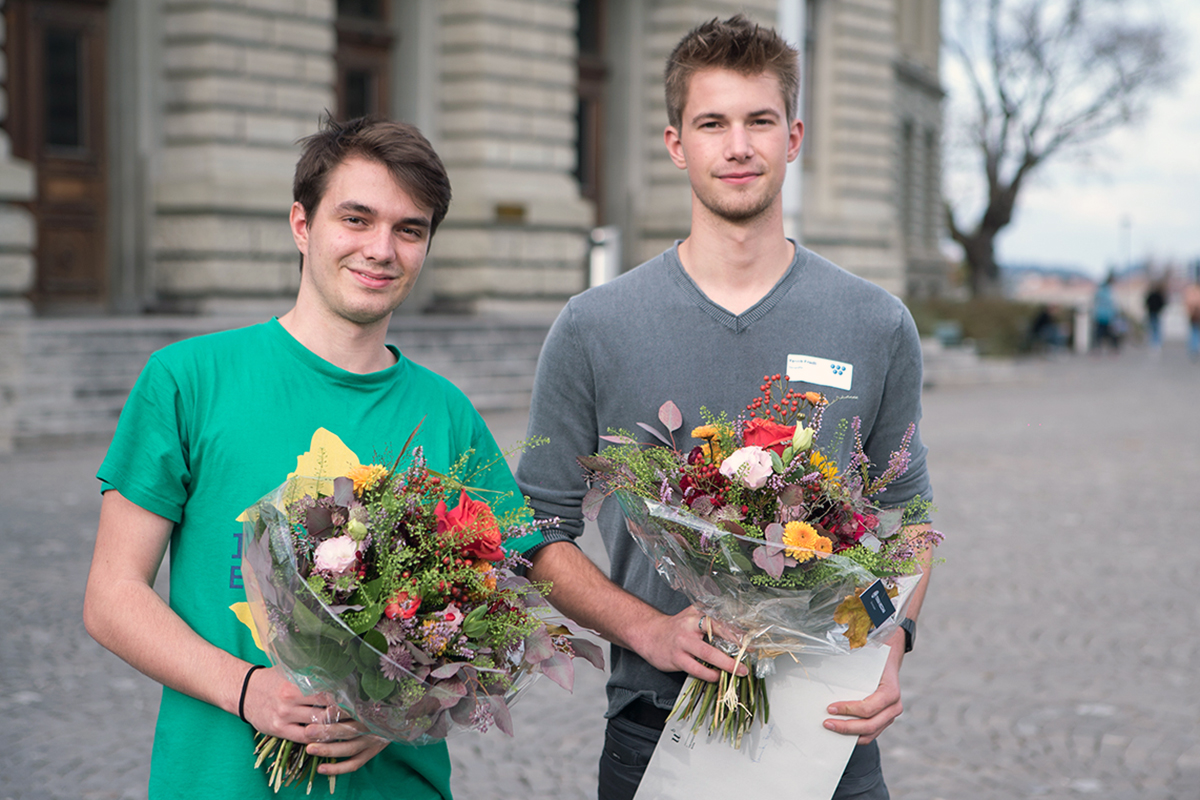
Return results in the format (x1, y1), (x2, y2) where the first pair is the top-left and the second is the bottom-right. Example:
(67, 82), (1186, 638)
(235, 428), (363, 522)
(230, 601), (265, 652)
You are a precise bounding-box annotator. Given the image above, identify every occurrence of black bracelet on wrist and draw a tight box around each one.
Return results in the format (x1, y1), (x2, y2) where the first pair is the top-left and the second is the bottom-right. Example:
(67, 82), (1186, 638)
(238, 664), (267, 724)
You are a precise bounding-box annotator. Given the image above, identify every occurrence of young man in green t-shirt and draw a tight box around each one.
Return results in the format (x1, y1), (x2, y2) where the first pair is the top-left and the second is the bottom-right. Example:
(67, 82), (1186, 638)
(84, 117), (519, 798)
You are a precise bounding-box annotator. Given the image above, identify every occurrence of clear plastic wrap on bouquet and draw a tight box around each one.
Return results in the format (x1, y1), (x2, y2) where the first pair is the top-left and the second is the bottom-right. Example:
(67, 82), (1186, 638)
(242, 480), (560, 744)
(615, 490), (921, 671)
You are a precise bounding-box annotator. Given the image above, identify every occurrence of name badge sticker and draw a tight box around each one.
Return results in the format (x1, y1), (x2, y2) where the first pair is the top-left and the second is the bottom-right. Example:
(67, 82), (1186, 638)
(787, 353), (853, 391)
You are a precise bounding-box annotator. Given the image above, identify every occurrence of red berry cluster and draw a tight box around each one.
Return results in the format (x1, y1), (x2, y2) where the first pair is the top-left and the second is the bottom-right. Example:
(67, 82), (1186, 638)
(680, 461), (730, 509)
(746, 374), (810, 424)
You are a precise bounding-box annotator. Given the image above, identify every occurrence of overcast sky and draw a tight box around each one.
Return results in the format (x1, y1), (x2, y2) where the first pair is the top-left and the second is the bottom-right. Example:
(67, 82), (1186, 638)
(940, 0), (1200, 278)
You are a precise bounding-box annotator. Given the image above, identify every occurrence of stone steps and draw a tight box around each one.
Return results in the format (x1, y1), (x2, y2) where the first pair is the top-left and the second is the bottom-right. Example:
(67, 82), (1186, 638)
(0, 315), (552, 451)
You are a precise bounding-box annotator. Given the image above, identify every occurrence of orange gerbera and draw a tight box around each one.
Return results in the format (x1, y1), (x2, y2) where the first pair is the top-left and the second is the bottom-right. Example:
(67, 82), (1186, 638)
(782, 521), (833, 563)
(347, 463), (388, 495)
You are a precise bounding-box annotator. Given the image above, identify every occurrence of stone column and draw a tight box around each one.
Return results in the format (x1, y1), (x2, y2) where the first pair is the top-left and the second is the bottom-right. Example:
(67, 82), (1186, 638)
(0, 0), (36, 318)
(429, 0), (594, 316)
(801, 0), (905, 293)
(152, 0), (335, 314)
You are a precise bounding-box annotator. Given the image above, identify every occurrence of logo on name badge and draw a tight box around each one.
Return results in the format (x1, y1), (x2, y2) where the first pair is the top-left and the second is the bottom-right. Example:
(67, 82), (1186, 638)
(786, 354), (853, 391)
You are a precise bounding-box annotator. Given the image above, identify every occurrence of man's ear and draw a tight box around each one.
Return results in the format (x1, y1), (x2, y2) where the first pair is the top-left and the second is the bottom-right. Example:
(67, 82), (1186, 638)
(664, 125), (688, 170)
(787, 119), (805, 163)
(289, 202), (310, 255)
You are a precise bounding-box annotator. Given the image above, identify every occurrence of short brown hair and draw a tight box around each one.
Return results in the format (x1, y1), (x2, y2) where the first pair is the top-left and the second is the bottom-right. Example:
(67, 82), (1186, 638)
(293, 114), (452, 239)
(664, 15), (800, 130)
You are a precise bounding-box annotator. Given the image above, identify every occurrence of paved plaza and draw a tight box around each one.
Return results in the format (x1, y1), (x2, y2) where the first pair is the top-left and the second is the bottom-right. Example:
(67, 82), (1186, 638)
(2, 343), (1199, 799)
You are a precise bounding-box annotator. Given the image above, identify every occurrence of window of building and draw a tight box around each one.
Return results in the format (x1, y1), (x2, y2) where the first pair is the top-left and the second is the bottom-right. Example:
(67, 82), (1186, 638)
(575, 0), (608, 217)
(336, 0), (392, 120)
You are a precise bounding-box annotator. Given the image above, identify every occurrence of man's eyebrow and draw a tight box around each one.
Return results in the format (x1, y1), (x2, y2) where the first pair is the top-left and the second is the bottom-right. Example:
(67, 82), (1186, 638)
(334, 201), (376, 216)
(689, 107), (780, 125)
(334, 201), (430, 229)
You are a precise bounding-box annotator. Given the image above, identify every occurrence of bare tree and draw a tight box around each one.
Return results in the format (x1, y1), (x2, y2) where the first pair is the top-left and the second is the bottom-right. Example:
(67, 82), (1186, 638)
(944, 0), (1179, 296)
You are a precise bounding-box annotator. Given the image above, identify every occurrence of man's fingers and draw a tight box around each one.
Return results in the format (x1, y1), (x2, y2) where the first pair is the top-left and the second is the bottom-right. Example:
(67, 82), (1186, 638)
(309, 736), (388, 774)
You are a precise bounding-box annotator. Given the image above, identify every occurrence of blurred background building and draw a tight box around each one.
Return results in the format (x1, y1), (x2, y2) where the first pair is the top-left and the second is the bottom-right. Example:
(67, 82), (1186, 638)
(0, 0), (949, 448)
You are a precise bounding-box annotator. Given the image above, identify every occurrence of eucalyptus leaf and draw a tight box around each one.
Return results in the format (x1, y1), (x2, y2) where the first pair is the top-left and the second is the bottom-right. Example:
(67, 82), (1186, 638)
(769, 450), (785, 473)
(658, 401), (683, 432)
(539, 651), (575, 692)
(576, 455), (616, 473)
(636, 422), (673, 447)
(582, 487), (608, 521)
(332, 476), (355, 507)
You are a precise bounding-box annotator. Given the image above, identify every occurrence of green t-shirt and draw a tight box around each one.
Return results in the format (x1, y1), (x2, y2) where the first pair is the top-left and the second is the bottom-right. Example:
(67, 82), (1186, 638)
(98, 319), (525, 799)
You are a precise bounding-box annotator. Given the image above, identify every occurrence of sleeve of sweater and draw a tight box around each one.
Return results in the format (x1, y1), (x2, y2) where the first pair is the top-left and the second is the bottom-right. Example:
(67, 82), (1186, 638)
(515, 302), (598, 552)
(865, 298), (933, 509)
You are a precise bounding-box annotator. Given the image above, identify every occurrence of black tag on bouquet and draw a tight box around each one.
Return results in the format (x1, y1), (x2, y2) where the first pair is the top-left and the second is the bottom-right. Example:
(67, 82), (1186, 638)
(861, 580), (896, 628)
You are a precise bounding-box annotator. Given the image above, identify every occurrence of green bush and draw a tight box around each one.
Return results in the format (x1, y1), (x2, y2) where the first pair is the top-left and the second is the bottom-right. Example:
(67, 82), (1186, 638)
(904, 298), (1043, 357)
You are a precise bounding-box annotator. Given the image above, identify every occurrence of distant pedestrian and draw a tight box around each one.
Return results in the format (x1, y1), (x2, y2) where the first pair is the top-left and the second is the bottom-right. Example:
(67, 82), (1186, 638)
(1028, 305), (1065, 353)
(1184, 279), (1200, 360)
(1144, 279), (1167, 351)
(1093, 274), (1121, 353)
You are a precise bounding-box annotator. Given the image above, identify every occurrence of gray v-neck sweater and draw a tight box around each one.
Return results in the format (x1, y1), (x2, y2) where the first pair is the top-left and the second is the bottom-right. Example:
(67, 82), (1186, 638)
(516, 243), (931, 716)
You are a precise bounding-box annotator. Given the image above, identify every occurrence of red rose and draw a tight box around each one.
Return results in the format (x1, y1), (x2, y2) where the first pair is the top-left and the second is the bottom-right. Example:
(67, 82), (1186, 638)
(742, 418), (796, 455)
(435, 489), (505, 562)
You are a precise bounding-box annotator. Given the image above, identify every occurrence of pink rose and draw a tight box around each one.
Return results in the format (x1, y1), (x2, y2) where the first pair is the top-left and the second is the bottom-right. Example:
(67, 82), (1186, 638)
(314, 535), (359, 574)
(719, 446), (775, 489)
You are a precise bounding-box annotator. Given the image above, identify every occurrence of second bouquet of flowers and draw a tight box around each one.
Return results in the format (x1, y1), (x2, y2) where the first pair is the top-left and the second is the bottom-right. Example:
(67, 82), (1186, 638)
(579, 376), (940, 749)
(239, 427), (603, 792)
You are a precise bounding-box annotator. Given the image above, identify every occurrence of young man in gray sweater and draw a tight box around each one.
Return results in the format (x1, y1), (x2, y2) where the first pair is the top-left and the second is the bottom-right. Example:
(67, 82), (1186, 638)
(516, 15), (934, 800)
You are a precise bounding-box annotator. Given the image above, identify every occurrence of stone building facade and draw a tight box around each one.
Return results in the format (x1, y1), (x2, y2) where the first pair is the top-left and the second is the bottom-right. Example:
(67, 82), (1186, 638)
(0, 0), (947, 448)
(2, 0), (946, 317)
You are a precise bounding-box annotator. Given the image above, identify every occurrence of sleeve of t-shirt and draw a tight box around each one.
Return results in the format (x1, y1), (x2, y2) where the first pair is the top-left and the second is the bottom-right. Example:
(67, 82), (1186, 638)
(514, 302), (596, 554)
(97, 352), (192, 523)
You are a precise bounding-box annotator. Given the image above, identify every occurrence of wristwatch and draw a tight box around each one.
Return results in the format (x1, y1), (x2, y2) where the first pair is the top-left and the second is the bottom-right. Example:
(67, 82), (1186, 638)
(899, 617), (916, 653)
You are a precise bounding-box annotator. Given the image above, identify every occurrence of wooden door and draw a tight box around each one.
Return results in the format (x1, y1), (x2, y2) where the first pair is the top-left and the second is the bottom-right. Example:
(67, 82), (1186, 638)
(6, 0), (109, 308)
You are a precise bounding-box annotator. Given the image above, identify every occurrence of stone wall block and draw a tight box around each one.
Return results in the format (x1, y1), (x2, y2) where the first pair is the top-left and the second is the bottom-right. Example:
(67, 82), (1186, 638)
(440, 0), (573, 30)
(244, 49), (303, 81)
(164, 41), (246, 74)
(156, 257), (296, 294)
(165, 8), (271, 45)
(0, 254), (34, 293)
(0, 205), (34, 249)
(164, 109), (243, 142)
(270, 18), (334, 54)
(271, 84), (335, 117)
(166, 74), (272, 110)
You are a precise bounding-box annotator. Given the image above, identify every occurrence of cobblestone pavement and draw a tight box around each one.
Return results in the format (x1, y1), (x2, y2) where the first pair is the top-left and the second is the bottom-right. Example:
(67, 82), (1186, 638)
(2, 344), (1198, 799)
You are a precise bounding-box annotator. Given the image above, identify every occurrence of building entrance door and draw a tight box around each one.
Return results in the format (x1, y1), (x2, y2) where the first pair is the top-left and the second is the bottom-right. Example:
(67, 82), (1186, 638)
(6, 0), (109, 309)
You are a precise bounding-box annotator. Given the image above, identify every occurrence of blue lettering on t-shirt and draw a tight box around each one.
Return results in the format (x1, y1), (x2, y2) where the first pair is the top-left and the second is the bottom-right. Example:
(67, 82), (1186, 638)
(230, 532), (243, 589)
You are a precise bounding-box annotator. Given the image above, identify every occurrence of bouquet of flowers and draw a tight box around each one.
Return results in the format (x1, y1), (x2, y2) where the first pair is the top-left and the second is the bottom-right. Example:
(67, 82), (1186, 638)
(239, 428), (603, 792)
(579, 376), (940, 749)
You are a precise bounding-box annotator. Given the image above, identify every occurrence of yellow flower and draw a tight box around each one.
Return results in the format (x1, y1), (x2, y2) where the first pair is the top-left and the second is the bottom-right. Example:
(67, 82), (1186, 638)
(691, 425), (724, 462)
(347, 463), (388, 495)
(809, 451), (839, 480)
(781, 521), (832, 563)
